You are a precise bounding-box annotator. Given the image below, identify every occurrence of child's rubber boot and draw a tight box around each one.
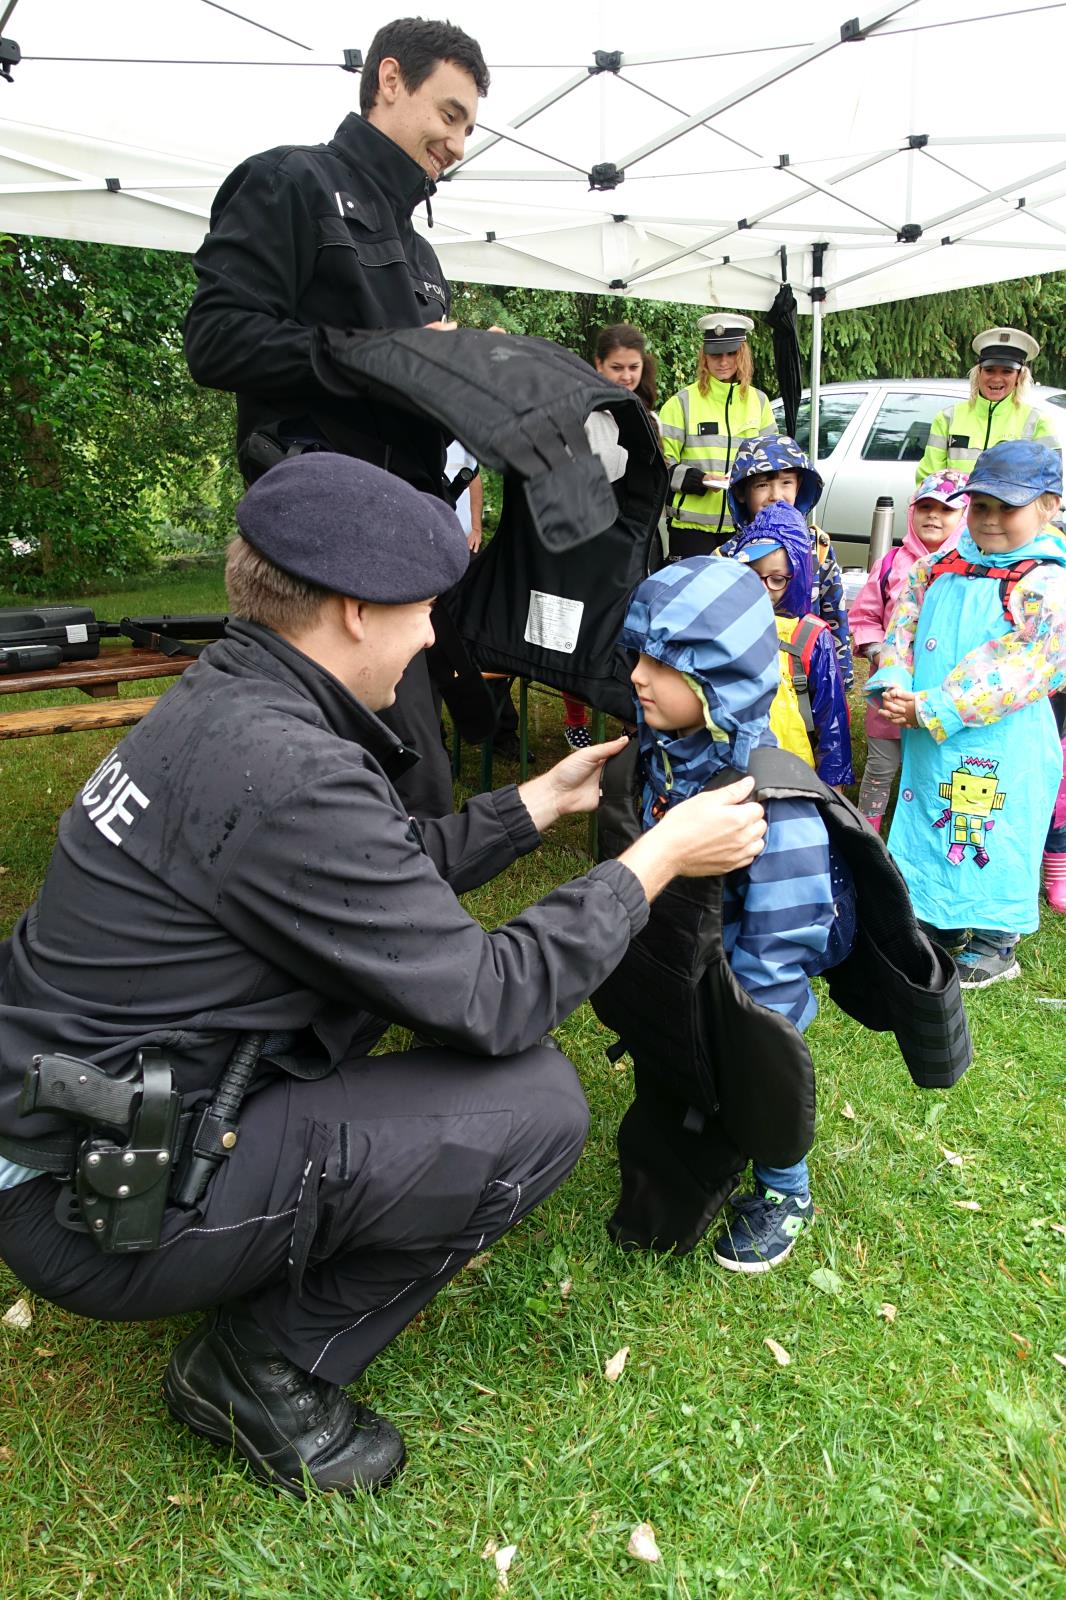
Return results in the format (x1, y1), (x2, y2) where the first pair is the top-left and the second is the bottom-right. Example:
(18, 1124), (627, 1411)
(1043, 851), (1066, 913)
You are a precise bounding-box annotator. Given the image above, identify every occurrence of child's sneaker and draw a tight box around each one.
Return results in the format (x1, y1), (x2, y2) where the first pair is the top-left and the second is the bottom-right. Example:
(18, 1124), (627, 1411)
(954, 947), (1020, 989)
(712, 1187), (813, 1273)
(563, 724), (592, 751)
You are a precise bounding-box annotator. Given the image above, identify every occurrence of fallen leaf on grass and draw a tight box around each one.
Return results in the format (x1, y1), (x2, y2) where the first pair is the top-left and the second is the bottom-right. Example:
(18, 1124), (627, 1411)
(952, 1200), (981, 1211)
(808, 1268), (845, 1298)
(627, 1523), (662, 1563)
(1050, 1222), (1066, 1237)
(1053, 1353), (1066, 1369)
(0, 1445), (13, 1463)
(763, 1337), (791, 1366)
(1, 1298), (31, 1331)
(559, 1278), (573, 1300)
(465, 1252), (492, 1271)
(1009, 1332), (1032, 1360)
(603, 1346), (630, 1382)
(878, 1303), (898, 1323)
(494, 1544), (517, 1589)
(166, 1493), (197, 1507)
(480, 1539), (498, 1561)
(940, 1146), (964, 1168)
(840, 1103), (856, 1121)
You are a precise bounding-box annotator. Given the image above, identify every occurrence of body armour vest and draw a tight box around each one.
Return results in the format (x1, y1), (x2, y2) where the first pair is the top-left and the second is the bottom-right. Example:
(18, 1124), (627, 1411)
(591, 740), (973, 1253)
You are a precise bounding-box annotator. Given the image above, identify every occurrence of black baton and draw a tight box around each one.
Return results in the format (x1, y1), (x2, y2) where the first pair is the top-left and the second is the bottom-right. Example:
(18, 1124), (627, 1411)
(172, 1032), (268, 1208)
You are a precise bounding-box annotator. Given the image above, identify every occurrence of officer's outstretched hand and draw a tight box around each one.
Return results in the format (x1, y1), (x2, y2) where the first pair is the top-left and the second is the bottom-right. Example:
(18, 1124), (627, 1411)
(619, 779), (766, 904)
(518, 737), (629, 832)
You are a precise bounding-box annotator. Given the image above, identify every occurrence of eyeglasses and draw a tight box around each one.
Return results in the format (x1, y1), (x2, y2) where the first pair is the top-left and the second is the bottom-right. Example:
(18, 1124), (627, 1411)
(757, 571), (790, 593)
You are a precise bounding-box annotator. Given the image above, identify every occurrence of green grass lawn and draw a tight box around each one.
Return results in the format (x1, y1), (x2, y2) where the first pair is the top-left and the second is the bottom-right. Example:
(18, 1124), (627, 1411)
(1, 566), (1064, 1599)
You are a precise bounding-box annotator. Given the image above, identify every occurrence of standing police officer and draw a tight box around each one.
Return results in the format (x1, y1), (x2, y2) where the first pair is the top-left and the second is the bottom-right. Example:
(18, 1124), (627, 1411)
(184, 16), (491, 819)
(917, 326), (1060, 483)
(659, 313), (777, 557)
(0, 455), (766, 1498)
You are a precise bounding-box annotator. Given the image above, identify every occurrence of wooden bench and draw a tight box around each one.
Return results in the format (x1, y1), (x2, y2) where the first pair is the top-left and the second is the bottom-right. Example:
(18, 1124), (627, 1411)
(0, 647), (194, 741)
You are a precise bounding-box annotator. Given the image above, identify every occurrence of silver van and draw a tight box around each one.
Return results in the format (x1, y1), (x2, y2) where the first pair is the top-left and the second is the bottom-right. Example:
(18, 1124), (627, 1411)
(770, 380), (1066, 569)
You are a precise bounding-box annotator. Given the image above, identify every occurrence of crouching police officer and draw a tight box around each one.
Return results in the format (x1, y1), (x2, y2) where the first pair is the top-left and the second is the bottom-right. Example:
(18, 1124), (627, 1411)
(0, 454), (766, 1499)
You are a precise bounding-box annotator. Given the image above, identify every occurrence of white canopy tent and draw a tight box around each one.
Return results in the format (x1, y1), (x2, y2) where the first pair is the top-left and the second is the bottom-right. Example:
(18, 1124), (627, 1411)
(3, 0), (1066, 447)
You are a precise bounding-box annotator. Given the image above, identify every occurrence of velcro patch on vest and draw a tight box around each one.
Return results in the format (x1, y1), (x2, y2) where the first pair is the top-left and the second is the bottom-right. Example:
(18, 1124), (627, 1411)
(698, 421), (720, 436)
(948, 435), (970, 449)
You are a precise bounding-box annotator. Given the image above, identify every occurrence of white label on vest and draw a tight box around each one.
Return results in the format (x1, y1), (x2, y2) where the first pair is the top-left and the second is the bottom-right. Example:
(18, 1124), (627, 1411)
(524, 591), (583, 654)
(65, 624), (88, 643)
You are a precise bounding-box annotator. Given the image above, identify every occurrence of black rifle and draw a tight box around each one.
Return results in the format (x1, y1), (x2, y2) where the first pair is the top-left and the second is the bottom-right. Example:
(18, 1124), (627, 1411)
(98, 615), (229, 658)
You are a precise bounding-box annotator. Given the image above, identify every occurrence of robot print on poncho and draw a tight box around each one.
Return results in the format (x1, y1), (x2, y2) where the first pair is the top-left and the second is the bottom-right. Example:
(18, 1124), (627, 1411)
(932, 757), (1005, 868)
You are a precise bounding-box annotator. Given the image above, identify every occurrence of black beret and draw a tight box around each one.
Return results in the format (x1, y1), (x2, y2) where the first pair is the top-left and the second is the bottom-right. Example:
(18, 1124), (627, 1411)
(235, 452), (470, 603)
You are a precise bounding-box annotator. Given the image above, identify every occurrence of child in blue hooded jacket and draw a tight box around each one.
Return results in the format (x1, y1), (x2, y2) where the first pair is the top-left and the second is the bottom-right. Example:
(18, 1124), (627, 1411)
(730, 502), (854, 788)
(622, 557), (837, 1271)
(725, 434), (853, 688)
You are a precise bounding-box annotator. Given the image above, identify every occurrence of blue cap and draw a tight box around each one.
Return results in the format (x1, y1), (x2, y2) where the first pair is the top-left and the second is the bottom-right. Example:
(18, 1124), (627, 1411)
(236, 452), (470, 603)
(952, 440), (1062, 507)
(738, 538), (784, 561)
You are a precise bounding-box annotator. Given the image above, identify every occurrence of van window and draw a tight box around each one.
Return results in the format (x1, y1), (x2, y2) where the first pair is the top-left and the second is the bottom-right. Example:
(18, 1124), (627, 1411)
(773, 393), (862, 458)
(862, 391), (945, 462)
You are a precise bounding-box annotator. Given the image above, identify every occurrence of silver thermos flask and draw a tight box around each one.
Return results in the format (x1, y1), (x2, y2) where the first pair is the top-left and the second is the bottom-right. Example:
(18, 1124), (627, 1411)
(868, 496), (894, 572)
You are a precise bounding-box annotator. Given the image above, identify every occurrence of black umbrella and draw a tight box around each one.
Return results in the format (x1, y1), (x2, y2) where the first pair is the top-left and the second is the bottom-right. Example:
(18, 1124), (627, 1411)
(766, 281), (802, 439)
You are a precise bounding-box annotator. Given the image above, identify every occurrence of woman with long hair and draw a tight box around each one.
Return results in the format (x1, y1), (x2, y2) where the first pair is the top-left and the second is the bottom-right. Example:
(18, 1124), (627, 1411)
(659, 313), (775, 559)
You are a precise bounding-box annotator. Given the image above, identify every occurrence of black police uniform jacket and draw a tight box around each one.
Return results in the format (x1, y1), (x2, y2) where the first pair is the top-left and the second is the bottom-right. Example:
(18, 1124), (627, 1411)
(184, 113), (451, 489)
(0, 624), (649, 1147)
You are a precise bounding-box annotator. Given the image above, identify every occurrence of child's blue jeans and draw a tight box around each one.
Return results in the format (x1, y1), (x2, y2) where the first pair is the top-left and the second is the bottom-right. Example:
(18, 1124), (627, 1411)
(753, 1159), (810, 1199)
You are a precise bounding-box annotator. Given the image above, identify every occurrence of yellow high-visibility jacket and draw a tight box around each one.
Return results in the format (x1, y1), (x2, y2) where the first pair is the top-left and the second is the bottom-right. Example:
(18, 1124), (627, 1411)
(659, 376), (775, 547)
(916, 393), (1059, 484)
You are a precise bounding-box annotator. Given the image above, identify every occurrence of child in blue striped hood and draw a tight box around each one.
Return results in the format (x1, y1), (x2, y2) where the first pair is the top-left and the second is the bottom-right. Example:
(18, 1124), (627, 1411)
(622, 556), (839, 1272)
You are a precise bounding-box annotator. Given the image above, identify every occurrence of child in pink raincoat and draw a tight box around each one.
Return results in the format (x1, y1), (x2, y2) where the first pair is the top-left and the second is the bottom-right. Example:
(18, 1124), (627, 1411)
(850, 472), (968, 831)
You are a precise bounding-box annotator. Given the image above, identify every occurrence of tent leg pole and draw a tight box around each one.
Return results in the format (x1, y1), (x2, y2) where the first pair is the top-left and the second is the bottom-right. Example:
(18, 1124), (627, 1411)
(810, 297), (822, 470)
(809, 242), (826, 470)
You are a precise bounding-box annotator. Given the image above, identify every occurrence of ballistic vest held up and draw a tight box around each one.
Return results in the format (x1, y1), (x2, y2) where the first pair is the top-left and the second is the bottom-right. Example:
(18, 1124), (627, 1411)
(592, 739), (972, 1254)
(312, 327), (668, 720)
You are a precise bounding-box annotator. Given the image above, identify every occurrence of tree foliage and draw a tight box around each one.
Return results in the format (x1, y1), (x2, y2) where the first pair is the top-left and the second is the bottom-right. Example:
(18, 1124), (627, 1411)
(0, 236), (240, 595)
(1, 231), (1064, 599)
(454, 275), (1066, 399)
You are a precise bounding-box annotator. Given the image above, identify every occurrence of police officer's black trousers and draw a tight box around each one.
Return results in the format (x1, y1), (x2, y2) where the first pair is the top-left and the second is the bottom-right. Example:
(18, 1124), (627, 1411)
(0, 1043), (587, 1384)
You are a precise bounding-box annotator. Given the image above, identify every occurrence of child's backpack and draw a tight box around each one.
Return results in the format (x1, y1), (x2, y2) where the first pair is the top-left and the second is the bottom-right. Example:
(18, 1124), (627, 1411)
(592, 738), (971, 1253)
(773, 613), (827, 757)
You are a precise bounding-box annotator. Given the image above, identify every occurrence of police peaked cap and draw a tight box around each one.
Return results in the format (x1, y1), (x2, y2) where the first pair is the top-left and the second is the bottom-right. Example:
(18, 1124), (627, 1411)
(972, 326), (1040, 369)
(235, 453), (470, 603)
(698, 312), (754, 353)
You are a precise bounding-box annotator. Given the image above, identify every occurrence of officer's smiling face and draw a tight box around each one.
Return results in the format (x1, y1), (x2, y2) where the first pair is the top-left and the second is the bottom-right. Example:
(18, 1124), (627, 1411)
(369, 57), (479, 182)
(352, 597), (438, 710)
(977, 364), (1020, 402)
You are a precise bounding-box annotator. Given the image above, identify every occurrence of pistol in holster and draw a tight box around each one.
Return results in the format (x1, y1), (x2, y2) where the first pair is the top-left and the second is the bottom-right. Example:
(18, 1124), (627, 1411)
(18, 1050), (181, 1253)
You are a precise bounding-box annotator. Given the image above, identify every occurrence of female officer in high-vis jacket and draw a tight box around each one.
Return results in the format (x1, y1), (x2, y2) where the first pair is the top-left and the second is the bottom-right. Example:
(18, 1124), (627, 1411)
(916, 326), (1060, 484)
(659, 313), (776, 559)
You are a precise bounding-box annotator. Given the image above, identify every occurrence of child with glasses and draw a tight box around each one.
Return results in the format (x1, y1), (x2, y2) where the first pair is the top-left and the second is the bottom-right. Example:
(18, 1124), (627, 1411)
(730, 502), (854, 789)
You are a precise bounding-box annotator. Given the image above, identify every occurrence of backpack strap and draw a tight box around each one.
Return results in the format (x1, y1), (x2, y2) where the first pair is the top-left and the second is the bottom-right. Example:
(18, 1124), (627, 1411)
(778, 615), (827, 736)
(925, 551), (1054, 625)
(877, 549), (897, 609)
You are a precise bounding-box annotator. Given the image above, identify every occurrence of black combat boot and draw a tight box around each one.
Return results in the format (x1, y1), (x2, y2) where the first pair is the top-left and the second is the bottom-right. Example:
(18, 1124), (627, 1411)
(162, 1303), (405, 1496)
